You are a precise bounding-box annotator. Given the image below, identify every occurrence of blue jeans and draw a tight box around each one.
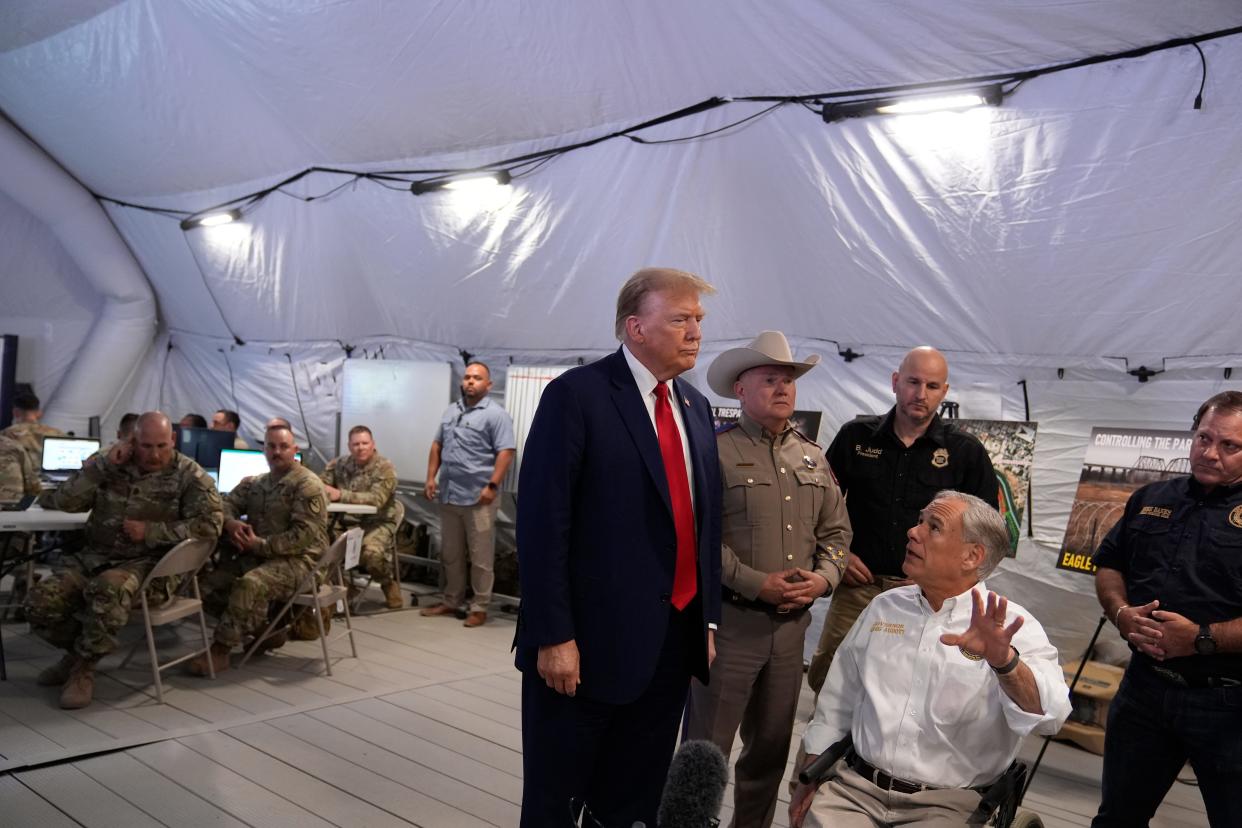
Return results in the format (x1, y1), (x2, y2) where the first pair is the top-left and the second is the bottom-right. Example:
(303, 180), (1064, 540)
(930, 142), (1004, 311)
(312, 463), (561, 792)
(1092, 662), (1242, 827)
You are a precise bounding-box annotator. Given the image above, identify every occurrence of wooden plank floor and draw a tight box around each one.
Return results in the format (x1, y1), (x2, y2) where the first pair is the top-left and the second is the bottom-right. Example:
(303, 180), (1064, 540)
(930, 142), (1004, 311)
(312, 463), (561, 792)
(0, 589), (1210, 827)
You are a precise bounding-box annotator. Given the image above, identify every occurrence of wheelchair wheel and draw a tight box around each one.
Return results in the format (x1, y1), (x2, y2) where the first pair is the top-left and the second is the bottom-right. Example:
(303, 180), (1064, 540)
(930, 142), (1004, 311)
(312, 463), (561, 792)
(1006, 812), (1043, 828)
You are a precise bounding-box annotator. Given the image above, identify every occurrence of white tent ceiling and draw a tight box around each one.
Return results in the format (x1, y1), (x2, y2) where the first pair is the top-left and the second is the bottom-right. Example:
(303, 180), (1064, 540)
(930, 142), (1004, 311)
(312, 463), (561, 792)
(3, 1), (1241, 358)
(2, 1), (1242, 648)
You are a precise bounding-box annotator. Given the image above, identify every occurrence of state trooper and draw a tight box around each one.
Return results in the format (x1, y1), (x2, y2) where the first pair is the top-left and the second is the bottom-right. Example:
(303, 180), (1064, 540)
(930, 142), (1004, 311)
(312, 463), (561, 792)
(684, 331), (852, 828)
(25, 412), (223, 709)
(321, 424), (404, 609)
(191, 424), (328, 674)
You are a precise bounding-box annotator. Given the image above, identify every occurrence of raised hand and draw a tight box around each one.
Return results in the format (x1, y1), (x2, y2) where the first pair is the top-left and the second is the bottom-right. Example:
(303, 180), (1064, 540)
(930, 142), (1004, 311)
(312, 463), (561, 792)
(939, 588), (1025, 668)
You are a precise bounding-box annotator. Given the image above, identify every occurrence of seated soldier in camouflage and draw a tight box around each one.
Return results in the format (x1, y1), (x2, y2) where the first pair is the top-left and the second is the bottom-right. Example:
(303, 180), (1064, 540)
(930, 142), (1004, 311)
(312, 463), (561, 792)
(1, 391), (66, 471)
(25, 412), (223, 709)
(191, 424), (328, 674)
(1, 434), (42, 567)
(321, 425), (404, 609)
(0, 433), (40, 502)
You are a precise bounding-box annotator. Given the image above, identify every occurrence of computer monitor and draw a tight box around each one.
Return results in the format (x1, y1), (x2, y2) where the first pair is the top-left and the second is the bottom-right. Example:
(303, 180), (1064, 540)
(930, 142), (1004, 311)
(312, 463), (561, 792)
(216, 448), (302, 494)
(175, 427), (235, 470)
(41, 437), (101, 474)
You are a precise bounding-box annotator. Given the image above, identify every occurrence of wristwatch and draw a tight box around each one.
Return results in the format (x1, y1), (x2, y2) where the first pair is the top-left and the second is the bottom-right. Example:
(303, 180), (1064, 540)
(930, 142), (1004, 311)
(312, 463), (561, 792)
(485, 481), (498, 491)
(1194, 624), (1217, 655)
(991, 646), (1021, 675)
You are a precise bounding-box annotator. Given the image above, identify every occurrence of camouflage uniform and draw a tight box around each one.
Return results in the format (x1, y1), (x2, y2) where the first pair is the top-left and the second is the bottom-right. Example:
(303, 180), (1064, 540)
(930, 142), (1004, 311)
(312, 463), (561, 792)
(1, 421), (67, 471)
(0, 434), (40, 501)
(320, 452), (402, 587)
(205, 463), (328, 648)
(25, 451), (224, 659)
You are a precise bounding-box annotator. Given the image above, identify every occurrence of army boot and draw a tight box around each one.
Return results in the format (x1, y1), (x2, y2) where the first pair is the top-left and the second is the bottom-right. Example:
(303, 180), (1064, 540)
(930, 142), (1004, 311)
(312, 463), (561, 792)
(59, 657), (98, 709)
(383, 580), (403, 610)
(36, 652), (77, 686)
(188, 642), (232, 676)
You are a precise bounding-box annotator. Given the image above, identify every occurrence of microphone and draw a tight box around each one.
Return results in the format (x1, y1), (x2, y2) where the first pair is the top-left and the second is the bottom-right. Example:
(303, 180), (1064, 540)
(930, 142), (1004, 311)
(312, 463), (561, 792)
(653, 739), (728, 827)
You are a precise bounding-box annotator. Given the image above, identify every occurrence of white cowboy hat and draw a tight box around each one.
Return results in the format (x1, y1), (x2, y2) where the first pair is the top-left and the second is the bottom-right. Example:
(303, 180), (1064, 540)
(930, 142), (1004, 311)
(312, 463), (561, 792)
(706, 331), (820, 398)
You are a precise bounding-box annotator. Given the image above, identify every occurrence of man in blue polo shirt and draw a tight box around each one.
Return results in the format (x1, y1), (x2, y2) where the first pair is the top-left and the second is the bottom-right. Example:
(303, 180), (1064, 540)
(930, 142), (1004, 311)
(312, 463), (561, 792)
(422, 362), (516, 627)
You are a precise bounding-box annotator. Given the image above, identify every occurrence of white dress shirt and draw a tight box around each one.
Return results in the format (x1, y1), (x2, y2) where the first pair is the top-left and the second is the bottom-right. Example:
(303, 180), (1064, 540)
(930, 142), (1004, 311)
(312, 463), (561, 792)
(803, 582), (1071, 789)
(622, 344), (695, 506)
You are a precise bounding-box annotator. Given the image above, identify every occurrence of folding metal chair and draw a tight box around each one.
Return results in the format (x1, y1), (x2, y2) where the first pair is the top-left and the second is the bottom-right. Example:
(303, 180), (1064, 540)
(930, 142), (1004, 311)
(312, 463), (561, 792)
(117, 537), (217, 703)
(240, 527), (360, 675)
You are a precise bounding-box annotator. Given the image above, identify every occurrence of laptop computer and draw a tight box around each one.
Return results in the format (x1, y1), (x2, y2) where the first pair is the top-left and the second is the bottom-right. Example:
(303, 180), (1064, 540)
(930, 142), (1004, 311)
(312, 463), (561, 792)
(215, 449), (301, 495)
(0, 494), (37, 511)
(41, 437), (100, 483)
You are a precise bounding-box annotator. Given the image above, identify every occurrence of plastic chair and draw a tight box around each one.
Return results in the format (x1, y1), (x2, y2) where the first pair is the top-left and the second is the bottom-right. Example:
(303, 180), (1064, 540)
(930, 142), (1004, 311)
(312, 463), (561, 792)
(239, 527), (360, 675)
(117, 537), (217, 703)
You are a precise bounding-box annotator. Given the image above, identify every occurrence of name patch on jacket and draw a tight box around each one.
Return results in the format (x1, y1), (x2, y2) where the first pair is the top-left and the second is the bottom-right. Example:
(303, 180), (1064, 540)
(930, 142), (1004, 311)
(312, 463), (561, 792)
(1138, 505), (1172, 519)
(855, 445), (882, 459)
(870, 621), (905, 635)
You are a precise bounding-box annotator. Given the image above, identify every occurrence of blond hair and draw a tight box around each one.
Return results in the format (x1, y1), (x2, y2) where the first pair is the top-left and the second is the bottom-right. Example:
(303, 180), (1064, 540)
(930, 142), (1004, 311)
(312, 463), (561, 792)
(614, 267), (715, 340)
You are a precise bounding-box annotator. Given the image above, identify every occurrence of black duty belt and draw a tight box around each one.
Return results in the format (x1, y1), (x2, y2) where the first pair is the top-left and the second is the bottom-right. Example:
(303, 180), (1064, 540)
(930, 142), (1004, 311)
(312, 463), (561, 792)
(724, 591), (806, 618)
(846, 749), (986, 795)
(1148, 664), (1242, 689)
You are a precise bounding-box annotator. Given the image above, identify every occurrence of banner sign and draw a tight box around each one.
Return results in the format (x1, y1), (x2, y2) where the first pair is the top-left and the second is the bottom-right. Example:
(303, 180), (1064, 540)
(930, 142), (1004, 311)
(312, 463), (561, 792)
(1057, 427), (1191, 574)
(955, 420), (1038, 555)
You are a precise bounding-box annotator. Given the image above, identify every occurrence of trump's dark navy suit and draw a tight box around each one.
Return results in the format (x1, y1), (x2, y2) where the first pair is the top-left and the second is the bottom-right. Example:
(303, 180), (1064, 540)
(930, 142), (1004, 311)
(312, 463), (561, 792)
(516, 347), (722, 826)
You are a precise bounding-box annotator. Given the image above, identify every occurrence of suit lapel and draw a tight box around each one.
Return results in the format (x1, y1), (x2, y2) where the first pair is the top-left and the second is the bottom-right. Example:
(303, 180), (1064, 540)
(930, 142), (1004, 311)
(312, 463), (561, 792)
(607, 351), (674, 516)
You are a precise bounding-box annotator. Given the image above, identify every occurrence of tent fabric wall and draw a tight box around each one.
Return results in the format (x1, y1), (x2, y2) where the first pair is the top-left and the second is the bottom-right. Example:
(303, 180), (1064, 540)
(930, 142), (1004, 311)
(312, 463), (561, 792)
(0, 190), (99, 407)
(0, 115), (155, 434)
(3, 1), (1242, 654)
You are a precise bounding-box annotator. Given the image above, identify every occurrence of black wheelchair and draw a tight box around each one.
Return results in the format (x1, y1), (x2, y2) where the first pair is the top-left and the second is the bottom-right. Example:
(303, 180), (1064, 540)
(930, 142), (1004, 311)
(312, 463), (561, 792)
(798, 735), (1043, 827)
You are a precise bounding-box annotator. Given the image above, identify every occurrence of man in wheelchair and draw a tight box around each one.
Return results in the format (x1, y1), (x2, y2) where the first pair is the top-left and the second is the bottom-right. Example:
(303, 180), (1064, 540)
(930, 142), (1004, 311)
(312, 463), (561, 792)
(790, 491), (1070, 827)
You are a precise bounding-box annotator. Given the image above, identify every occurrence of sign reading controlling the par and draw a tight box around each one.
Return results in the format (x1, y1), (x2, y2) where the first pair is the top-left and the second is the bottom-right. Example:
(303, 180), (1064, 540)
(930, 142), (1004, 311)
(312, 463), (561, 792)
(1058, 427), (1192, 574)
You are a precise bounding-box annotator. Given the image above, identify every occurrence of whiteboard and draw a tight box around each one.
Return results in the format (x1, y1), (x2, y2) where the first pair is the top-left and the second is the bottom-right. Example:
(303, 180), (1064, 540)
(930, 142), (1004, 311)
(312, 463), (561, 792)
(339, 360), (452, 481)
(503, 364), (573, 491)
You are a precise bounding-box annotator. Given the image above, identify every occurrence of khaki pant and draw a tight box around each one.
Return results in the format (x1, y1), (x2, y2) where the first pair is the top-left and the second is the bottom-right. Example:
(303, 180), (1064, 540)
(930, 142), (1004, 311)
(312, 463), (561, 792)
(439, 500), (498, 613)
(807, 576), (908, 696)
(685, 603), (810, 828)
(805, 763), (983, 827)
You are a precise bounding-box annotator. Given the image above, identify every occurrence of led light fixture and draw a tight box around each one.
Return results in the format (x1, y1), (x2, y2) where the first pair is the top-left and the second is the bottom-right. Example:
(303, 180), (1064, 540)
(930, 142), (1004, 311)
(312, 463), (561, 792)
(180, 208), (242, 231)
(410, 170), (512, 196)
(822, 84), (1003, 123)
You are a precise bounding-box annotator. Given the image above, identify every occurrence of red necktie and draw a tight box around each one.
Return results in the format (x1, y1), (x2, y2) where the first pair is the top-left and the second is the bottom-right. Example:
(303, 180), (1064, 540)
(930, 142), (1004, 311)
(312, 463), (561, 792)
(654, 382), (697, 609)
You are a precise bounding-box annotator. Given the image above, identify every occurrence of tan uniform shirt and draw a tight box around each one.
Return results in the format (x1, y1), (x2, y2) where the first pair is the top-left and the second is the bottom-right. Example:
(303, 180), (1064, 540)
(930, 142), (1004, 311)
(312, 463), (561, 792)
(717, 414), (852, 601)
(320, 452), (400, 530)
(1, 421), (67, 471)
(224, 463), (328, 566)
(39, 450), (223, 562)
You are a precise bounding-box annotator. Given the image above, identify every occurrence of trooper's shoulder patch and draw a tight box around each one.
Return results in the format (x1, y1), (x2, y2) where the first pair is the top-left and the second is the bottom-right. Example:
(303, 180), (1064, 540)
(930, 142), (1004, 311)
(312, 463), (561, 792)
(1230, 504), (1242, 529)
(308, 494), (324, 515)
